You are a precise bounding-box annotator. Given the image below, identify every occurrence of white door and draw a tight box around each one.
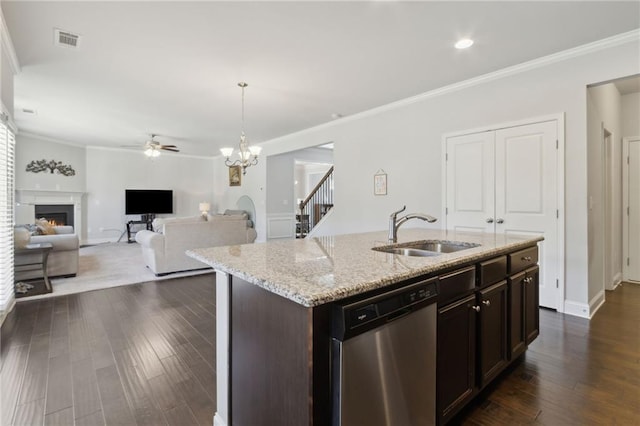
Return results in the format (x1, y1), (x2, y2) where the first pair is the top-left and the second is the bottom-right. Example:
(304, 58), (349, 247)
(446, 120), (559, 310)
(624, 138), (640, 282)
(495, 121), (559, 309)
(445, 131), (495, 233)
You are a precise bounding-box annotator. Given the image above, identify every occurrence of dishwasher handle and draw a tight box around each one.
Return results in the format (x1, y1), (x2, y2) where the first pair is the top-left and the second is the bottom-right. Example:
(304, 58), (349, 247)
(332, 277), (438, 341)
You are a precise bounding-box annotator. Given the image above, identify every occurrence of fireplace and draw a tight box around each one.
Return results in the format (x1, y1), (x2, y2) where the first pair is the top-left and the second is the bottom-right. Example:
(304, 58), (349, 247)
(35, 204), (75, 228)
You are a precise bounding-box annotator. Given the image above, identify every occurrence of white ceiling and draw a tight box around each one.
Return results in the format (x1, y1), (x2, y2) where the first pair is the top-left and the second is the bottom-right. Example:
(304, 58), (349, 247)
(4, 1), (640, 156)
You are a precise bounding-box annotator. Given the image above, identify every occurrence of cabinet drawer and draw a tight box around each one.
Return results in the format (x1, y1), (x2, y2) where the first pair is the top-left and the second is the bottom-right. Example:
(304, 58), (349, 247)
(508, 246), (538, 274)
(478, 255), (507, 288)
(438, 266), (476, 306)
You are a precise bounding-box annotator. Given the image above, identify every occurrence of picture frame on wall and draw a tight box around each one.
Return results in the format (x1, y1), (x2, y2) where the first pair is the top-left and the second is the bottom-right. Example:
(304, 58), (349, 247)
(374, 170), (387, 195)
(229, 166), (242, 186)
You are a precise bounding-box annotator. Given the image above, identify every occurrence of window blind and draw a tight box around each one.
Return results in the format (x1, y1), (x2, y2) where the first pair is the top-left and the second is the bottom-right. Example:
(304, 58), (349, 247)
(0, 115), (15, 322)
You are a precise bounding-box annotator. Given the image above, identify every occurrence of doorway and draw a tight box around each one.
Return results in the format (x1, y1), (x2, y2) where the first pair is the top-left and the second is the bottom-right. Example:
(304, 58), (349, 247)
(603, 128), (621, 290)
(623, 137), (640, 282)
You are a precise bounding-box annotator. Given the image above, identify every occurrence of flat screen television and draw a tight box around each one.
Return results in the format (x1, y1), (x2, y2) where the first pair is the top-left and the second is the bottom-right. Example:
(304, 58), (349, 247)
(125, 189), (173, 215)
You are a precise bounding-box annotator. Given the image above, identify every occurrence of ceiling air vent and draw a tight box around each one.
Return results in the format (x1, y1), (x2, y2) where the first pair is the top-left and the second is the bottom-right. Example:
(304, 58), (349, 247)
(54, 28), (81, 48)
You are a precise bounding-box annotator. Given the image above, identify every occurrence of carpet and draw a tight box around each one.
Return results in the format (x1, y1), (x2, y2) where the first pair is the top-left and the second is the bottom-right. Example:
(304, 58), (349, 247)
(16, 242), (213, 302)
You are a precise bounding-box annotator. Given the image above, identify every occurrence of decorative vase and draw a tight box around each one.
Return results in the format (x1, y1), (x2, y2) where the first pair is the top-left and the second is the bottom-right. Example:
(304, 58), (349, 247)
(14, 227), (30, 249)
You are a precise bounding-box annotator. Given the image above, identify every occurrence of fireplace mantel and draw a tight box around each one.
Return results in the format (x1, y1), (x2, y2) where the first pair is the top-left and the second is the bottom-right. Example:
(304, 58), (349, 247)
(15, 189), (86, 241)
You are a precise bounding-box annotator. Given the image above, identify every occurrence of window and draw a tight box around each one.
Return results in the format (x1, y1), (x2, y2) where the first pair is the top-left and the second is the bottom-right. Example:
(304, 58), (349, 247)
(0, 113), (15, 322)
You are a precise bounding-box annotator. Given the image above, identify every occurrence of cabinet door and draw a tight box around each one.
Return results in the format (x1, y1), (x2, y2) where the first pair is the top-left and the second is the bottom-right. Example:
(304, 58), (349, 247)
(437, 294), (477, 424)
(508, 271), (526, 360)
(478, 281), (508, 388)
(524, 266), (540, 345)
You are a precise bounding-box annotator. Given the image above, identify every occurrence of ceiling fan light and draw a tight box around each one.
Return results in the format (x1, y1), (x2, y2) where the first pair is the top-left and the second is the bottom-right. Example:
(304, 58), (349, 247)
(220, 147), (234, 158)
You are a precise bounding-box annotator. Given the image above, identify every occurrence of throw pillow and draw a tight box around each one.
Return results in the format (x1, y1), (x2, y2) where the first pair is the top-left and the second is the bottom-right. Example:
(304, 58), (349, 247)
(35, 218), (56, 235)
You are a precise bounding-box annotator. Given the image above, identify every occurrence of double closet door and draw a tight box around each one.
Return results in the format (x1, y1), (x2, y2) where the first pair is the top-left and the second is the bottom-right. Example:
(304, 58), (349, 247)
(445, 120), (560, 310)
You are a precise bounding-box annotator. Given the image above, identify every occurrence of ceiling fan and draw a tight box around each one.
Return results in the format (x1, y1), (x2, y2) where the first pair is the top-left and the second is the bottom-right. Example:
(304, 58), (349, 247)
(141, 134), (179, 157)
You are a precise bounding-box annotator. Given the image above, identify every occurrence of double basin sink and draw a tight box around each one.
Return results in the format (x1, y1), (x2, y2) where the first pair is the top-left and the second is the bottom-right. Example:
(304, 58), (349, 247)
(372, 240), (480, 257)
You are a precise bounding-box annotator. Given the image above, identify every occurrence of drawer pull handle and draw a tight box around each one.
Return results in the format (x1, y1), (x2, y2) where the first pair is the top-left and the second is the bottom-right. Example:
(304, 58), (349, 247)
(496, 218), (504, 224)
(522, 256), (532, 262)
(482, 300), (491, 306)
(472, 305), (481, 312)
(486, 218), (494, 224)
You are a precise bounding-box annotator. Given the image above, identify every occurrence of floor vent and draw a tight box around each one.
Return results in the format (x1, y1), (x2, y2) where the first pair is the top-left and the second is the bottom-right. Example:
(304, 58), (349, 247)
(54, 28), (81, 48)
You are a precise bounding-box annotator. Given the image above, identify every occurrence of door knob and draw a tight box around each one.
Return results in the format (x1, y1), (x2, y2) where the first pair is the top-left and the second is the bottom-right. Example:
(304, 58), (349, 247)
(472, 305), (481, 312)
(486, 218), (494, 223)
(482, 300), (491, 306)
(496, 218), (504, 224)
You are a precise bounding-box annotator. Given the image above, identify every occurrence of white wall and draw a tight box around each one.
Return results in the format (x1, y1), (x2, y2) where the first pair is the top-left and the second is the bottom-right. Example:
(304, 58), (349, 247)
(13, 134), (215, 243)
(586, 83), (623, 303)
(214, 37), (640, 313)
(15, 134), (86, 193)
(85, 147), (214, 243)
(622, 92), (640, 137)
(267, 146), (333, 215)
(1, 47), (13, 115)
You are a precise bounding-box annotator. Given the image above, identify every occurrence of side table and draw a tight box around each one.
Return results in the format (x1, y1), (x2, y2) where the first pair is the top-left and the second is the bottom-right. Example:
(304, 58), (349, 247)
(14, 242), (54, 291)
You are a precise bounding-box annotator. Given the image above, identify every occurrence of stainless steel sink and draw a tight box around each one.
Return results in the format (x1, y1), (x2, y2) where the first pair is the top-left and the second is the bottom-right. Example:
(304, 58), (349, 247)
(373, 240), (480, 257)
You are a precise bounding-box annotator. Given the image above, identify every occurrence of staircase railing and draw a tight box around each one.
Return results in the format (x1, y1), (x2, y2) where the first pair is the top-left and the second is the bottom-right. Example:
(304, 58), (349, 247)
(298, 166), (334, 238)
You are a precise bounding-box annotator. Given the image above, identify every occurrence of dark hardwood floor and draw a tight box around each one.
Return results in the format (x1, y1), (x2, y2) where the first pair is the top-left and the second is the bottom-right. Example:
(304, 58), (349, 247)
(1, 277), (638, 425)
(1, 275), (217, 426)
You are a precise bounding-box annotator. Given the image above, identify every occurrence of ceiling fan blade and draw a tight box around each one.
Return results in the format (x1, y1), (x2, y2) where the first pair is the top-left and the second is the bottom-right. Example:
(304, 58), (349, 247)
(159, 144), (177, 148)
(161, 147), (180, 152)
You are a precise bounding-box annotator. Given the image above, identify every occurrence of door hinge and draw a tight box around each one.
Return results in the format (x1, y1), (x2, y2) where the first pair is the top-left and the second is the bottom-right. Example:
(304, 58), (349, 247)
(556, 139), (559, 149)
(628, 156), (630, 165)
(445, 153), (448, 161)
(628, 258), (630, 266)
(628, 206), (630, 216)
(556, 209), (559, 219)
(446, 207), (449, 215)
(556, 279), (559, 289)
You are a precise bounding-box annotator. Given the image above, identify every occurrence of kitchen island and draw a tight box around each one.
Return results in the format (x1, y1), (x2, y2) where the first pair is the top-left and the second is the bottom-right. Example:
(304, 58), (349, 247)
(187, 229), (543, 426)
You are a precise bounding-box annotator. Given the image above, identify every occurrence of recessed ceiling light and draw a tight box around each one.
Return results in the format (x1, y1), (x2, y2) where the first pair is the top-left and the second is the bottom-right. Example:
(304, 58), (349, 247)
(455, 38), (474, 49)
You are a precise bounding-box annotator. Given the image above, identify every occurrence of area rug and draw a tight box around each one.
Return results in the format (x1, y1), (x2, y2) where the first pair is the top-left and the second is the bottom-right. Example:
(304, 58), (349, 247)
(15, 280), (53, 298)
(16, 242), (213, 301)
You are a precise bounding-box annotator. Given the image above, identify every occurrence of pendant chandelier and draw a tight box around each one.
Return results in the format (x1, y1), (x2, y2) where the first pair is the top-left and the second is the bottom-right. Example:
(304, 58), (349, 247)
(220, 82), (262, 175)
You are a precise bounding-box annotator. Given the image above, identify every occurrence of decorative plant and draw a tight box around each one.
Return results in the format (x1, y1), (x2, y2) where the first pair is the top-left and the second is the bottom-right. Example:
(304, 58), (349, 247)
(25, 159), (76, 176)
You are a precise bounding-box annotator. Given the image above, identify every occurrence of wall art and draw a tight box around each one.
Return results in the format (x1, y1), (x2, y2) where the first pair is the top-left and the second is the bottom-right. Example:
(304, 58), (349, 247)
(25, 159), (76, 176)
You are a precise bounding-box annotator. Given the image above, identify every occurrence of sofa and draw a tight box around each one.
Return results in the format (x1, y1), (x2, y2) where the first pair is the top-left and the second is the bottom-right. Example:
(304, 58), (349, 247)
(15, 225), (80, 279)
(135, 213), (257, 276)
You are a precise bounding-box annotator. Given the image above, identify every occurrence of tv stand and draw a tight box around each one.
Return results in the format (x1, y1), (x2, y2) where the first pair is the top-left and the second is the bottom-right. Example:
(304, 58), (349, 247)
(126, 216), (154, 243)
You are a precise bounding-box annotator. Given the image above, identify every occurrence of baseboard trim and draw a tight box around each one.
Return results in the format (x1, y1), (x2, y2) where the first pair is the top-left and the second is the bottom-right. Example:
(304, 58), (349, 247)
(589, 290), (606, 318)
(611, 272), (623, 290)
(213, 411), (227, 426)
(563, 300), (591, 319)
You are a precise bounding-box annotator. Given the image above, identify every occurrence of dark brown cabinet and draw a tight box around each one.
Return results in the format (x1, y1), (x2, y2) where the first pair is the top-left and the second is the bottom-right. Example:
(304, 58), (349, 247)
(477, 280), (508, 387)
(437, 294), (477, 424)
(437, 246), (539, 425)
(508, 267), (540, 359)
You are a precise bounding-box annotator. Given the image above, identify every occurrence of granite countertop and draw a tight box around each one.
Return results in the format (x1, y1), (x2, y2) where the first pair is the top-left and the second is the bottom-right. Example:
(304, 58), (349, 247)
(186, 229), (543, 307)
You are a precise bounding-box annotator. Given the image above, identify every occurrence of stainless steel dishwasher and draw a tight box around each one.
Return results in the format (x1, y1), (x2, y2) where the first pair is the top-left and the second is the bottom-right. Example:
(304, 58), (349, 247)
(331, 277), (438, 426)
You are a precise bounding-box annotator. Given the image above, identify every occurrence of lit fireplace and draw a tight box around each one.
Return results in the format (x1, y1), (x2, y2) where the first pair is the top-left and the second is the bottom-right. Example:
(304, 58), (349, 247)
(34, 204), (74, 229)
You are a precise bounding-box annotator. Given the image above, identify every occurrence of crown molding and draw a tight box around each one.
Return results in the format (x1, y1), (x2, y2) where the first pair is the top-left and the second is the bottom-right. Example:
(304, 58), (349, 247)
(262, 28), (640, 149)
(18, 131), (87, 148)
(0, 7), (21, 74)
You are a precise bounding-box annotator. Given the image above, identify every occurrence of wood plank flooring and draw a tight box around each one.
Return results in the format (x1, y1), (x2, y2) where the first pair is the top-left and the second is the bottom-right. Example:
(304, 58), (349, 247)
(1, 275), (216, 426)
(1, 276), (639, 425)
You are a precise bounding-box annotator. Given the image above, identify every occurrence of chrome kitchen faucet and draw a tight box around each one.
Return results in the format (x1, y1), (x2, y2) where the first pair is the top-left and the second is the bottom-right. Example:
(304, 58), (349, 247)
(388, 205), (438, 243)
